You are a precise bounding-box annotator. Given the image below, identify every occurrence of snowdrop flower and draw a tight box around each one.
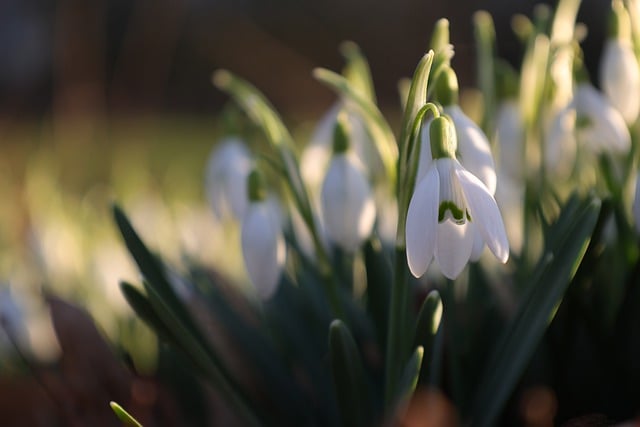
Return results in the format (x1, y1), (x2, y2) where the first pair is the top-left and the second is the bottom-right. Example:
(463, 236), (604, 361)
(406, 116), (509, 280)
(437, 67), (497, 195)
(600, 1), (640, 124)
(241, 169), (285, 299)
(205, 137), (253, 221)
(300, 103), (380, 193)
(573, 82), (631, 155)
(545, 105), (578, 179)
(320, 116), (376, 252)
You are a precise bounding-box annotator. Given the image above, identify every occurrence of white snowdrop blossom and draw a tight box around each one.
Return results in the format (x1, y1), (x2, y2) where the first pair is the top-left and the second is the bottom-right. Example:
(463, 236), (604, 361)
(241, 171), (285, 299)
(600, 38), (640, 124)
(573, 83), (631, 154)
(205, 137), (253, 220)
(321, 152), (376, 252)
(406, 117), (509, 280)
(545, 105), (578, 179)
(300, 103), (379, 192)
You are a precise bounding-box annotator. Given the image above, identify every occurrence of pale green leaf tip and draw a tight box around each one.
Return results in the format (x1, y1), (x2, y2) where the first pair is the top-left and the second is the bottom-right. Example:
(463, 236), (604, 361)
(110, 401), (143, 427)
(212, 69), (232, 89)
(339, 40), (360, 57)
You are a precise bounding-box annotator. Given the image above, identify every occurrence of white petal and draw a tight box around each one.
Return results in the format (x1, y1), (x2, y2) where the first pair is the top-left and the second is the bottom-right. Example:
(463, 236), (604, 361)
(575, 83), (631, 154)
(405, 166), (439, 277)
(600, 39), (640, 124)
(456, 166), (509, 263)
(205, 138), (252, 220)
(416, 118), (434, 182)
(435, 219), (474, 279)
(469, 222), (486, 261)
(321, 154), (376, 252)
(241, 202), (285, 299)
(545, 105), (577, 179)
(446, 106), (497, 195)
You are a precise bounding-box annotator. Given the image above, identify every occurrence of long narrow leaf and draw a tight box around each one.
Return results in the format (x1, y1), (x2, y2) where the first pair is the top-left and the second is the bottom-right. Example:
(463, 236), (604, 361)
(329, 319), (372, 427)
(471, 196), (600, 427)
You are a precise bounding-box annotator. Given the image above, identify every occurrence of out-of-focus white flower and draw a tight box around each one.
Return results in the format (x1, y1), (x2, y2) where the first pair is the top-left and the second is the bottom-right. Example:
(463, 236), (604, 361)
(241, 170), (285, 299)
(205, 137), (253, 220)
(321, 152), (376, 252)
(574, 83), (631, 154)
(600, 1), (640, 124)
(545, 105), (577, 179)
(495, 100), (525, 181)
(406, 117), (508, 280)
(600, 38), (640, 124)
(319, 114), (376, 252)
(300, 103), (379, 192)
(544, 82), (631, 179)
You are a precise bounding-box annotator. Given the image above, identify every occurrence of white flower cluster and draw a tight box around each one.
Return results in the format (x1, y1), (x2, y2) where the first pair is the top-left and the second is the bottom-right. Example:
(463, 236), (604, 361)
(205, 0), (640, 298)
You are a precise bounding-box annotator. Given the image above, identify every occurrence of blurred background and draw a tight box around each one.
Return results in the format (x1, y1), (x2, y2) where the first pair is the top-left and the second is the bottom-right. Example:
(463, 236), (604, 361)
(0, 0), (611, 424)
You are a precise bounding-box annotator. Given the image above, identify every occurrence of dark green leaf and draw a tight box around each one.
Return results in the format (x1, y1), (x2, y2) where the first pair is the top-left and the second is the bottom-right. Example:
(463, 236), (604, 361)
(329, 319), (372, 427)
(470, 196), (600, 427)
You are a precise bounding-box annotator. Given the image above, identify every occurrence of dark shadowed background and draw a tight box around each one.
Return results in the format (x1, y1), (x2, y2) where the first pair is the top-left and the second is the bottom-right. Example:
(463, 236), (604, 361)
(0, 0), (608, 121)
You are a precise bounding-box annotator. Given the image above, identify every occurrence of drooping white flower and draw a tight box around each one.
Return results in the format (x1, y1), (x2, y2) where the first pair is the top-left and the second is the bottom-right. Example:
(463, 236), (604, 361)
(241, 170), (285, 299)
(406, 117), (508, 280)
(321, 153), (376, 252)
(205, 137), (253, 220)
(573, 82), (631, 154)
(600, 38), (640, 124)
(320, 115), (376, 252)
(600, 1), (640, 124)
(300, 103), (379, 193)
(545, 104), (577, 179)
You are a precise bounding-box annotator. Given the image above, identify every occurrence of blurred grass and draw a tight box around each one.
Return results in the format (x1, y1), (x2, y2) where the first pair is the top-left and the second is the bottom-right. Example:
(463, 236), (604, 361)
(0, 115), (250, 372)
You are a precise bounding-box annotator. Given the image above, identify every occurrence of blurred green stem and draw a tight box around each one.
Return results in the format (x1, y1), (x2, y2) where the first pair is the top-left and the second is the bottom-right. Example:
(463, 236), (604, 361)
(384, 247), (410, 408)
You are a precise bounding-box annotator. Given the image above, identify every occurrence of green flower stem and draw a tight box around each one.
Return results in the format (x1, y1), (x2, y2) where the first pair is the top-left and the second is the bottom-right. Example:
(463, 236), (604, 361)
(384, 246), (411, 408)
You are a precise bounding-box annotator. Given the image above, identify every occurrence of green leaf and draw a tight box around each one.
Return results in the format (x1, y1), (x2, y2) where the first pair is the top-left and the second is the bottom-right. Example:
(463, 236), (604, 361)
(120, 282), (173, 341)
(413, 291), (442, 384)
(470, 195), (600, 427)
(113, 206), (262, 427)
(313, 67), (398, 186)
(394, 346), (424, 408)
(110, 401), (143, 427)
(340, 41), (377, 104)
(363, 238), (391, 349)
(329, 319), (372, 427)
